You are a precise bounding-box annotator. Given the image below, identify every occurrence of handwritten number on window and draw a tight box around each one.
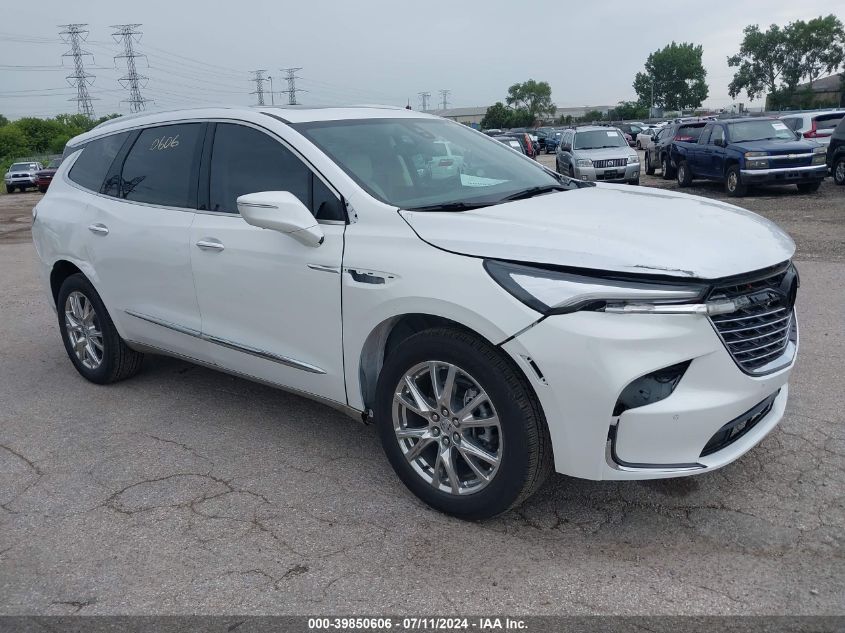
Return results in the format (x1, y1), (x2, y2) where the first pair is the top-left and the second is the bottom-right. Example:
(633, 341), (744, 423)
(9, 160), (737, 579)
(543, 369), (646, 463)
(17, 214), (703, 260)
(150, 135), (180, 151)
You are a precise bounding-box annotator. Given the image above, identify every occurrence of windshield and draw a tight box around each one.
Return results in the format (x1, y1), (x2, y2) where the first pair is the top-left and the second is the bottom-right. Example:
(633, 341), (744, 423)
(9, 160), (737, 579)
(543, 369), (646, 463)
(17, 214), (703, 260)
(294, 118), (563, 210)
(573, 129), (626, 150)
(46, 159), (62, 169)
(728, 120), (797, 143)
(9, 163), (36, 171)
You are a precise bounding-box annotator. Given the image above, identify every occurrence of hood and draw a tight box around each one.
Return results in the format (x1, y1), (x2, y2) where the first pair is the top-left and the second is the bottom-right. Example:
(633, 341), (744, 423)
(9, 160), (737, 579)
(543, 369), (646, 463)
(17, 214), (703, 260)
(574, 146), (635, 159)
(729, 139), (818, 154)
(400, 184), (794, 280)
(36, 169), (57, 176)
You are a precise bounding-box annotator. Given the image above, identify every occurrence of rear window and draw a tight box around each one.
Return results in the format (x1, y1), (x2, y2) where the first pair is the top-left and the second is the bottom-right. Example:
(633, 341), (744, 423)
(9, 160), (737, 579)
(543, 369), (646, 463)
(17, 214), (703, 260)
(815, 113), (845, 131)
(68, 132), (131, 193)
(675, 124), (706, 141)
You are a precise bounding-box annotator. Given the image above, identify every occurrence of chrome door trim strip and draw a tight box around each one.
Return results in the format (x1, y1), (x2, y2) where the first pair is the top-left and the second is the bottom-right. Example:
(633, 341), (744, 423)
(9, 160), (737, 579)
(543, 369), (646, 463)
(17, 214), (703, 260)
(123, 339), (362, 422)
(307, 264), (341, 274)
(124, 310), (326, 374)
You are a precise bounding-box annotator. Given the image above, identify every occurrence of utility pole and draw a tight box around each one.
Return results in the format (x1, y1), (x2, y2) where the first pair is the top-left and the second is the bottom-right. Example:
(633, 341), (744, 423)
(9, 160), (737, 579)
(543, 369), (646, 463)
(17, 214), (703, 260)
(280, 67), (305, 105)
(59, 24), (97, 118)
(418, 91), (431, 112)
(111, 24), (151, 113)
(250, 69), (268, 106)
(439, 89), (451, 111)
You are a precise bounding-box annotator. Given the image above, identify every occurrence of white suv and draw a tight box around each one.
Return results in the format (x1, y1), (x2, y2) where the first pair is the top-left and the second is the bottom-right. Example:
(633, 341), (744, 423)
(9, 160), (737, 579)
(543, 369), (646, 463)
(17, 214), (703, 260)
(32, 106), (798, 519)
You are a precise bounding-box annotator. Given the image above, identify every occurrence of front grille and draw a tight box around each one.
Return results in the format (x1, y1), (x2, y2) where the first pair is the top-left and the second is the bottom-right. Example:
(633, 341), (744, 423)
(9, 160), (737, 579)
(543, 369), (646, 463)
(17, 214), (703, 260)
(593, 158), (627, 169)
(700, 390), (779, 457)
(708, 263), (798, 374)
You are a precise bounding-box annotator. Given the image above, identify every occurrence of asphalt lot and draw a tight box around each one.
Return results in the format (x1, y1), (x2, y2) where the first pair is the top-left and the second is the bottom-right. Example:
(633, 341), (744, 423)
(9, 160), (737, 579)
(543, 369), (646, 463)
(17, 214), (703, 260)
(0, 169), (844, 614)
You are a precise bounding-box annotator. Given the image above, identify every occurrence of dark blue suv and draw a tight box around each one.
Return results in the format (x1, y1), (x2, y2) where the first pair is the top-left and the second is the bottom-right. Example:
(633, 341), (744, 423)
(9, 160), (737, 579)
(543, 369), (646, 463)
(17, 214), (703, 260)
(671, 118), (828, 196)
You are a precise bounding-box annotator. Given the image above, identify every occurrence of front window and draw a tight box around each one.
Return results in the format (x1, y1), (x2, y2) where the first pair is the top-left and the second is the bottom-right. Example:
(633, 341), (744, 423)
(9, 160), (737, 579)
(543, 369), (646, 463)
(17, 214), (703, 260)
(573, 129), (627, 150)
(293, 118), (566, 210)
(728, 120), (797, 143)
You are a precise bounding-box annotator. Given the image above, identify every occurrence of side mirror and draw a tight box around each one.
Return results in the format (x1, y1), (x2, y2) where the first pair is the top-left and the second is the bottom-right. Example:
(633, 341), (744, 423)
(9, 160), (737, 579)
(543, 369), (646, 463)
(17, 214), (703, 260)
(237, 191), (324, 247)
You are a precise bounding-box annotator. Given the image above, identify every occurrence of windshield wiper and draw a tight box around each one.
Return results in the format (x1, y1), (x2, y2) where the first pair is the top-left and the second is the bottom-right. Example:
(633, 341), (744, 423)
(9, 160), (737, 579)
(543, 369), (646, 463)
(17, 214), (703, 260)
(500, 184), (567, 202)
(406, 201), (493, 212)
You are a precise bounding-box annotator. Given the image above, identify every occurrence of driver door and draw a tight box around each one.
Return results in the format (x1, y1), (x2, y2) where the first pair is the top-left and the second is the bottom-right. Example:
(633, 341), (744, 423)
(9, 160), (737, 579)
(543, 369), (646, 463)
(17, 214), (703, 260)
(189, 122), (348, 404)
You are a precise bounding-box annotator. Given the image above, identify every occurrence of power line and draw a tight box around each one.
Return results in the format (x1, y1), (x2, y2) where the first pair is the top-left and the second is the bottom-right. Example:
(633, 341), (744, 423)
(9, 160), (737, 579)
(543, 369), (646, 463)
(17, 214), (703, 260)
(250, 70), (268, 105)
(418, 91), (431, 111)
(280, 67), (306, 105)
(111, 24), (151, 113)
(58, 24), (97, 118)
(438, 89), (451, 111)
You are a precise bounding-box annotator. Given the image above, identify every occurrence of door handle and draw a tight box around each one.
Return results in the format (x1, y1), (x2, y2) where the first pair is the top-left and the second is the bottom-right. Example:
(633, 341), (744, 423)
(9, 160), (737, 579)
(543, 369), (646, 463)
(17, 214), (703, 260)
(196, 239), (224, 252)
(88, 223), (109, 236)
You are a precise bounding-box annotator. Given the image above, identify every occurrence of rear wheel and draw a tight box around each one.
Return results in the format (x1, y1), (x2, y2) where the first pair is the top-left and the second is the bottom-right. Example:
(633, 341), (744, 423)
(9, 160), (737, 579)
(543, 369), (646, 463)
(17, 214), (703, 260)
(57, 274), (144, 384)
(797, 181), (821, 193)
(677, 160), (693, 187)
(661, 155), (674, 180)
(834, 158), (845, 185)
(375, 328), (552, 520)
(645, 152), (655, 175)
(725, 165), (747, 197)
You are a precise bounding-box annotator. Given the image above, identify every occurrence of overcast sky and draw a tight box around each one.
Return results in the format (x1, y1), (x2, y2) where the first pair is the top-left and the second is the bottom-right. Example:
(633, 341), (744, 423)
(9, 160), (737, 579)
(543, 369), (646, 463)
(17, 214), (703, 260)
(1, 0), (841, 119)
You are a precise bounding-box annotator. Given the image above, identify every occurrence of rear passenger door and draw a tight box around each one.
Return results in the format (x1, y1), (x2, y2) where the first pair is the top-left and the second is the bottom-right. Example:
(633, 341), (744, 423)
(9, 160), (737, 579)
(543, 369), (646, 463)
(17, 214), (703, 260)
(189, 122), (347, 404)
(78, 123), (210, 360)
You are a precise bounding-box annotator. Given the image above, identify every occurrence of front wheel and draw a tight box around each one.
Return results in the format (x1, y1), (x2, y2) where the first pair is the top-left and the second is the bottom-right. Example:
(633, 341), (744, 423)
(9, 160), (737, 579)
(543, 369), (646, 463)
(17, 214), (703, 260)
(5, 185), (12, 194)
(661, 155), (674, 180)
(57, 273), (145, 384)
(833, 158), (845, 185)
(725, 165), (747, 197)
(645, 152), (655, 175)
(677, 160), (693, 187)
(375, 328), (552, 520)
(636, 140), (642, 150)
(797, 181), (821, 193)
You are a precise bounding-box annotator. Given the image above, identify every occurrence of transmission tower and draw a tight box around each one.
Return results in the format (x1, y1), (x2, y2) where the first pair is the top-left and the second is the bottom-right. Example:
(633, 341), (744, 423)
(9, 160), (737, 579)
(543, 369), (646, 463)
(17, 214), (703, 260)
(439, 89), (451, 111)
(250, 70), (268, 105)
(418, 91), (431, 111)
(59, 24), (97, 118)
(111, 24), (151, 113)
(280, 68), (306, 105)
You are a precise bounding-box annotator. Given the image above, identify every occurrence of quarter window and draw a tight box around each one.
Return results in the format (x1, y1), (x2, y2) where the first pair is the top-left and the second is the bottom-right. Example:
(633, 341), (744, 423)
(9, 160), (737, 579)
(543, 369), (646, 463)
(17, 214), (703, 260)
(67, 132), (131, 193)
(119, 123), (204, 207)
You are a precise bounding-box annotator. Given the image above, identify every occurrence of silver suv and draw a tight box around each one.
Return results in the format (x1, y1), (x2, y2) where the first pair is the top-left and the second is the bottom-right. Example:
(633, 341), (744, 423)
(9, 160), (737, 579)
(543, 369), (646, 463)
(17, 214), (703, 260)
(556, 126), (640, 185)
(5, 161), (43, 193)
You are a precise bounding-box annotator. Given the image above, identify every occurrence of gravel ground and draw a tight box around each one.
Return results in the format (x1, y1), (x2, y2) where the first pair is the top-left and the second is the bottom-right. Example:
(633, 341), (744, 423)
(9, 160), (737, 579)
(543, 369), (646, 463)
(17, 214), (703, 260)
(0, 175), (843, 615)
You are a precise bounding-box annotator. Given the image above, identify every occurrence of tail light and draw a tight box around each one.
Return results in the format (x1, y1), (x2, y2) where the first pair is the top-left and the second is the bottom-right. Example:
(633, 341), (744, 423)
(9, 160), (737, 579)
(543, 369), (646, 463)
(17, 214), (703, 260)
(675, 135), (695, 142)
(803, 121), (820, 139)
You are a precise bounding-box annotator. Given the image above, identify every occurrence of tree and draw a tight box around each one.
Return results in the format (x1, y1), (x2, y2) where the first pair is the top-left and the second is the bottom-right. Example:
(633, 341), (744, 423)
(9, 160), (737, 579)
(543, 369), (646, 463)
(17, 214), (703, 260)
(0, 125), (30, 162)
(0, 114), (9, 127)
(613, 101), (649, 121)
(481, 102), (512, 129)
(727, 24), (794, 101)
(633, 42), (709, 111)
(789, 15), (845, 90)
(505, 79), (556, 124)
(580, 109), (606, 123)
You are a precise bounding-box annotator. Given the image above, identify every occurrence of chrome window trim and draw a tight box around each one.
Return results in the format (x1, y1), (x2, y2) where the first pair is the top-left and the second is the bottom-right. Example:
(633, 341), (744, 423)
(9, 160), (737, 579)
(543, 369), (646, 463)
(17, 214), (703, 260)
(124, 309), (326, 374)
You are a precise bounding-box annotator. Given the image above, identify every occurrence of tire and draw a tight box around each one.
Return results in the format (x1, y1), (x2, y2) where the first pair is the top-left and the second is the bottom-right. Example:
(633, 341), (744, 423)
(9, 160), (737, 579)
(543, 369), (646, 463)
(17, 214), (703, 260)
(38, 186), (48, 193)
(677, 160), (693, 187)
(568, 165), (575, 179)
(661, 155), (674, 180)
(57, 273), (144, 385)
(645, 152), (655, 175)
(797, 181), (821, 193)
(5, 185), (12, 194)
(636, 140), (642, 150)
(725, 165), (747, 197)
(834, 158), (845, 186)
(375, 328), (553, 520)
(628, 178), (640, 186)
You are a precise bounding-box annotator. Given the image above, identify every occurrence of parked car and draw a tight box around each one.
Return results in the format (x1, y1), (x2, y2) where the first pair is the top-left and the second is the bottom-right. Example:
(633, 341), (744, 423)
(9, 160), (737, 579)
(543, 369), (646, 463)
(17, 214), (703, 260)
(643, 121), (707, 179)
(33, 106), (798, 520)
(615, 123), (646, 145)
(556, 126), (640, 184)
(543, 131), (560, 154)
(4, 161), (43, 193)
(427, 140), (465, 180)
(36, 159), (63, 193)
(635, 127), (658, 150)
(671, 118), (827, 196)
(825, 115), (845, 185)
(509, 131), (537, 158)
(492, 135), (526, 153)
(780, 110), (845, 147)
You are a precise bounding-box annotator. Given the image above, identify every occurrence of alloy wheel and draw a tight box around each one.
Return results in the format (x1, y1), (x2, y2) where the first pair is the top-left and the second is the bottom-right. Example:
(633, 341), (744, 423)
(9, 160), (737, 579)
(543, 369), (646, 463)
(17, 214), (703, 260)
(728, 171), (738, 193)
(836, 160), (845, 184)
(64, 291), (104, 370)
(392, 361), (502, 496)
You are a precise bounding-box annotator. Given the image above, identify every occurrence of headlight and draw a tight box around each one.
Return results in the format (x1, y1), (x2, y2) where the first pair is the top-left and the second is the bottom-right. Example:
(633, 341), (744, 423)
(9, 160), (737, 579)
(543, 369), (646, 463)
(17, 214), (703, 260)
(576, 159), (593, 168)
(812, 146), (826, 165)
(627, 155), (639, 164)
(744, 151), (768, 170)
(484, 260), (707, 315)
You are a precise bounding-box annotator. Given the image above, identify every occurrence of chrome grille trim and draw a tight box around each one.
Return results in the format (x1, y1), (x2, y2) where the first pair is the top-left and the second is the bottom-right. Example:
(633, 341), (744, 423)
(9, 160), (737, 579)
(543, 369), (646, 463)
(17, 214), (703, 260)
(593, 158), (628, 169)
(708, 263), (798, 375)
